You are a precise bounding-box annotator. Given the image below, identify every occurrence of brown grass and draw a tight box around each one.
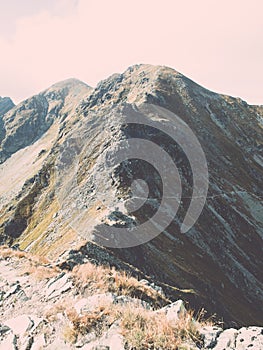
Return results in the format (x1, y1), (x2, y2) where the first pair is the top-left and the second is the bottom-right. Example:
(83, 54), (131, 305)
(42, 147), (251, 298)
(120, 305), (202, 350)
(71, 262), (169, 307)
(0, 246), (214, 348)
(0, 245), (58, 280)
(53, 299), (209, 349)
(0, 245), (27, 259)
(22, 263), (59, 280)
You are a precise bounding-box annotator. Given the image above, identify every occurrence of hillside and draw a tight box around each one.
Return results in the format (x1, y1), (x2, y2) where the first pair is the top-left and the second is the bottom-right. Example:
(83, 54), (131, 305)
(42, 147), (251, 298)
(0, 65), (262, 328)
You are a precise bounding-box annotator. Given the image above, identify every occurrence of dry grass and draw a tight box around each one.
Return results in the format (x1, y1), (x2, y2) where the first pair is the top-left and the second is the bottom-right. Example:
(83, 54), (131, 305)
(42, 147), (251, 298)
(66, 305), (111, 335)
(71, 262), (168, 307)
(53, 299), (209, 349)
(0, 245), (27, 259)
(22, 263), (59, 280)
(120, 305), (202, 350)
(0, 246), (214, 348)
(62, 301), (117, 344)
(0, 245), (58, 280)
(0, 245), (49, 263)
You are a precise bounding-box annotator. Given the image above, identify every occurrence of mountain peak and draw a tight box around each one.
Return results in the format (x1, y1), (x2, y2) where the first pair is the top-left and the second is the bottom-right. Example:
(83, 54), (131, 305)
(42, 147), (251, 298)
(48, 78), (90, 90)
(0, 96), (15, 116)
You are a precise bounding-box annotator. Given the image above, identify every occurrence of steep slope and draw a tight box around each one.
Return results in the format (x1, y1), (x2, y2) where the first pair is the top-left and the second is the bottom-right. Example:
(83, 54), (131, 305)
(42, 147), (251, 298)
(0, 65), (262, 327)
(0, 96), (15, 145)
(0, 96), (14, 116)
(0, 79), (92, 240)
(0, 79), (91, 164)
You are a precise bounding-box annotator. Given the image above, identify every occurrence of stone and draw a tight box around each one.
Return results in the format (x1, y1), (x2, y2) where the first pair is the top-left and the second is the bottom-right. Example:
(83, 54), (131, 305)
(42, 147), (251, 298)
(44, 339), (72, 350)
(115, 295), (151, 309)
(82, 322), (125, 350)
(212, 328), (238, 349)
(4, 315), (34, 336)
(0, 324), (11, 336)
(235, 326), (263, 350)
(4, 284), (20, 299)
(20, 336), (34, 350)
(0, 97), (14, 116)
(45, 273), (72, 299)
(199, 325), (223, 348)
(30, 334), (46, 350)
(158, 300), (186, 322)
(0, 333), (17, 350)
(74, 293), (116, 314)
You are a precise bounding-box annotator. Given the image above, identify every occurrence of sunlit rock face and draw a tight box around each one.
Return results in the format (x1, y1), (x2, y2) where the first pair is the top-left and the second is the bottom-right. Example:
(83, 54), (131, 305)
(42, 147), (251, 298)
(0, 65), (262, 326)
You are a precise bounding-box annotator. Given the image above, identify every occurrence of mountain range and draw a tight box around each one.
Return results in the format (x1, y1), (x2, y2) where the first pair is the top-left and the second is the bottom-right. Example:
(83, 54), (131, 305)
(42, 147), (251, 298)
(0, 64), (262, 327)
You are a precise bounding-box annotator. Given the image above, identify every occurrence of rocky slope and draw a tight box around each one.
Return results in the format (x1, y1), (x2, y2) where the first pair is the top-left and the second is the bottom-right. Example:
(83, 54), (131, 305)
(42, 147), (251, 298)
(0, 246), (262, 350)
(0, 96), (15, 147)
(0, 65), (262, 328)
(0, 97), (14, 117)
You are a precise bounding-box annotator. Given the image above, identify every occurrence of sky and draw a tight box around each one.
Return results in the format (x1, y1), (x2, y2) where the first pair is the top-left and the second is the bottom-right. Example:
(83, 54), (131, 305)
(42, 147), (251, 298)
(0, 0), (262, 105)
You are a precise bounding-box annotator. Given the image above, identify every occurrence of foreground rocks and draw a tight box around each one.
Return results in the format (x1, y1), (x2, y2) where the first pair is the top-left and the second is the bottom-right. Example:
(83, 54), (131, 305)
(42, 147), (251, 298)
(0, 249), (262, 349)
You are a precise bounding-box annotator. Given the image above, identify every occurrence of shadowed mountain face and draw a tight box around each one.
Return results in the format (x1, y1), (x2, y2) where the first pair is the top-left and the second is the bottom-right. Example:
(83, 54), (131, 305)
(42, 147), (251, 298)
(0, 65), (262, 326)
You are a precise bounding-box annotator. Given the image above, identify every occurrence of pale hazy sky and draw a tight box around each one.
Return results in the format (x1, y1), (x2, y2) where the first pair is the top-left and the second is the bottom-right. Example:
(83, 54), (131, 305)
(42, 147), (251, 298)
(0, 0), (262, 105)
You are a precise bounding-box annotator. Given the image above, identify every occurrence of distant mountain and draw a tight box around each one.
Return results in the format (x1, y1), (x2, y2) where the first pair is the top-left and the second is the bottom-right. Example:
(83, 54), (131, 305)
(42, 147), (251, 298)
(0, 65), (262, 326)
(0, 96), (14, 116)
(0, 96), (15, 145)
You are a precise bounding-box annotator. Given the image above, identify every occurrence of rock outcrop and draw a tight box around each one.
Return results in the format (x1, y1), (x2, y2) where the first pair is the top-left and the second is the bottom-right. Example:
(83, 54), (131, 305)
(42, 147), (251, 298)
(0, 97), (14, 117)
(0, 247), (262, 349)
(0, 65), (262, 327)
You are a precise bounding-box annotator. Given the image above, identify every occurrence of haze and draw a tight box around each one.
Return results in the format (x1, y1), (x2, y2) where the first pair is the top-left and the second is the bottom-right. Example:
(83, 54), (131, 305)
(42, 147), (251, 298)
(0, 0), (262, 105)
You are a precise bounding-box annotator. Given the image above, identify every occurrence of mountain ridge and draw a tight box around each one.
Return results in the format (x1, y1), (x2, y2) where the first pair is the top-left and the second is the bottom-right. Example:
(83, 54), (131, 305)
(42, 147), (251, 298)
(0, 65), (262, 327)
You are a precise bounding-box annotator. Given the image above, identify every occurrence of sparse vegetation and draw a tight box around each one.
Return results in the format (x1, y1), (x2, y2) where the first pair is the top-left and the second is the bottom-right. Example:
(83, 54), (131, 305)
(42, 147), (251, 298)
(71, 261), (169, 307)
(120, 305), (197, 350)
(57, 299), (208, 349)
(0, 245), (58, 280)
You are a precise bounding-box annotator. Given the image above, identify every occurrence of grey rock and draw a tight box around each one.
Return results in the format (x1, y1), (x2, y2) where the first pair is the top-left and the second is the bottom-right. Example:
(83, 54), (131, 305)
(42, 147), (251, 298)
(139, 279), (164, 296)
(4, 315), (34, 336)
(158, 300), (186, 322)
(45, 273), (72, 299)
(199, 326), (223, 348)
(74, 293), (116, 314)
(4, 284), (20, 299)
(0, 333), (17, 350)
(44, 339), (72, 350)
(115, 295), (151, 309)
(30, 334), (46, 350)
(82, 322), (125, 350)
(0, 97), (14, 116)
(212, 328), (238, 349)
(0, 324), (11, 336)
(235, 326), (263, 350)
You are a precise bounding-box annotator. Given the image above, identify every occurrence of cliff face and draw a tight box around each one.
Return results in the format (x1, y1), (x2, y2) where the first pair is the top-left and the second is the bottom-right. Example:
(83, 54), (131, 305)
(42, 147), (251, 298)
(0, 96), (14, 117)
(0, 96), (15, 145)
(0, 65), (262, 326)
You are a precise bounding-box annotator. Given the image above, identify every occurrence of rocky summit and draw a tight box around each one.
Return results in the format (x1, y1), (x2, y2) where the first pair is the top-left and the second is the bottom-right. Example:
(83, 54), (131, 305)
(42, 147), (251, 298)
(0, 65), (262, 340)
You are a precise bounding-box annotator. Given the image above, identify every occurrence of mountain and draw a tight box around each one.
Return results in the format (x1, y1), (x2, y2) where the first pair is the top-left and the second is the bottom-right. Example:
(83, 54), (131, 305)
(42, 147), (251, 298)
(0, 96), (15, 147)
(0, 65), (262, 327)
(0, 96), (14, 116)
